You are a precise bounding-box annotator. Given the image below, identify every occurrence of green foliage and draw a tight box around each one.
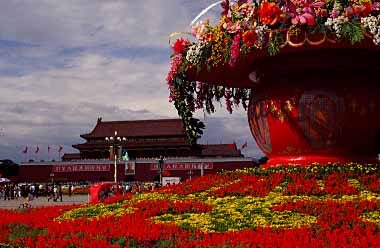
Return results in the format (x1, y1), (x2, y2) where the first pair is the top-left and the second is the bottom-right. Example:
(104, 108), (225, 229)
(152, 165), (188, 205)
(111, 237), (127, 248)
(128, 239), (142, 248)
(267, 32), (284, 56)
(156, 239), (175, 248)
(7, 223), (47, 242)
(172, 74), (205, 145)
(342, 22), (364, 45)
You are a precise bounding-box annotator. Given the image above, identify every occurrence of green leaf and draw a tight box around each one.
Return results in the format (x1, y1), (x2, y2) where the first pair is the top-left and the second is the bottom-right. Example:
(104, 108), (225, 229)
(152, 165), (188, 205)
(267, 32), (283, 56)
(268, 41), (280, 56)
(341, 22), (364, 45)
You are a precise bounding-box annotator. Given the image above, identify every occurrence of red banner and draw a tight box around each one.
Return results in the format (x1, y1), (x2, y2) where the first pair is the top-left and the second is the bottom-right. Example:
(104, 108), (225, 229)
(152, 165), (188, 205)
(150, 162), (213, 170)
(52, 164), (111, 173)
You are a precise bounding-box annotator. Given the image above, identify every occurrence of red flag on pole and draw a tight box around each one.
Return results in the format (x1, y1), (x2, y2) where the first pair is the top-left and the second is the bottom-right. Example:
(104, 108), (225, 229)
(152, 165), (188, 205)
(241, 141), (248, 149)
(35, 146), (40, 154)
(58, 145), (63, 153)
(22, 146), (28, 154)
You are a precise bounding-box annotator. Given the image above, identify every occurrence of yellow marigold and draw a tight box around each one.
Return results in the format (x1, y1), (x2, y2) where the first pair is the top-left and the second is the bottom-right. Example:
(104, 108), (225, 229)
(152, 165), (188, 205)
(210, 29), (227, 66)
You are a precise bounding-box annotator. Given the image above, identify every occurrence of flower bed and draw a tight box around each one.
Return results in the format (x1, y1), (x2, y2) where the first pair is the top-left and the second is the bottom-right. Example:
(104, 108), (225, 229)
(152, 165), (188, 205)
(2, 163), (380, 247)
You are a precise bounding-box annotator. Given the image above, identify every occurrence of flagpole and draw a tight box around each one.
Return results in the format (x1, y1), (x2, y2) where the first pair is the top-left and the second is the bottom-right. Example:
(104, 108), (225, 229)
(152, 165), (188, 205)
(35, 145), (40, 162)
(48, 149), (50, 161)
(23, 146), (28, 162)
(58, 145), (63, 161)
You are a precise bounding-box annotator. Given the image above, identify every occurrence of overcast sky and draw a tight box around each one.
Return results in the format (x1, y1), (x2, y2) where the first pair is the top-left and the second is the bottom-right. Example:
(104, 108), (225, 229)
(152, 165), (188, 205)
(0, 0), (264, 163)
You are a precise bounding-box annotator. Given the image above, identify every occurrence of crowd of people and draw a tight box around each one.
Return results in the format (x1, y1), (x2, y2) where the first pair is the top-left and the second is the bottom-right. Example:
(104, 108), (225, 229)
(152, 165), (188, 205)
(0, 183), (73, 207)
(0, 181), (179, 206)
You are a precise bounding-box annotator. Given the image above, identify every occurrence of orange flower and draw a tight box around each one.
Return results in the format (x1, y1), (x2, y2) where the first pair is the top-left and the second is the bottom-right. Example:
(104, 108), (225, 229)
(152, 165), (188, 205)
(260, 2), (283, 26)
(242, 30), (257, 47)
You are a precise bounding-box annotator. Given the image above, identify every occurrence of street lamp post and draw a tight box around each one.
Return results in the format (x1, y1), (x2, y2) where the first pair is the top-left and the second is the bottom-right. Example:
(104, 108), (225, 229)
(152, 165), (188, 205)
(50, 172), (55, 188)
(157, 155), (164, 185)
(200, 163), (205, 176)
(105, 131), (126, 184)
(188, 170), (193, 180)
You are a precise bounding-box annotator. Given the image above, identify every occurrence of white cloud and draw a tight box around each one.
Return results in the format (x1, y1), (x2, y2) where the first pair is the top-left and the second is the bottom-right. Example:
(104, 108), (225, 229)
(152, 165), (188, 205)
(0, 53), (173, 114)
(0, 0), (197, 48)
(0, 1), (264, 162)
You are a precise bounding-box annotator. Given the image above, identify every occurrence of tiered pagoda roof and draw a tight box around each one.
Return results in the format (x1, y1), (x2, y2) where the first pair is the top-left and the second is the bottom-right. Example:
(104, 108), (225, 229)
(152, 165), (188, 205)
(200, 144), (242, 157)
(80, 118), (187, 139)
(73, 118), (191, 150)
(67, 118), (243, 160)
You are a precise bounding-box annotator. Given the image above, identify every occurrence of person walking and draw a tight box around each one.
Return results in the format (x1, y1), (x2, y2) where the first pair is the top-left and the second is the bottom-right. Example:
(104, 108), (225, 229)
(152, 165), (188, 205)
(68, 184), (72, 197)
(48, 184), (56, 202)
(4, 184), (10, 200)
(19, 185), (31, 208)
(58, 184), (63, 202)
(53, 185), (58, 201)
(10, 184), (14, 200)
(34, 184), (39, 198)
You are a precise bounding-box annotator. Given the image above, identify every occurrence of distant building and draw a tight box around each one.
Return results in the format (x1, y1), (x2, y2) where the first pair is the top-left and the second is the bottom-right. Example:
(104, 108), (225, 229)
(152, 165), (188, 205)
(63, 117), (242, 160)
(18, 118), (256, 183)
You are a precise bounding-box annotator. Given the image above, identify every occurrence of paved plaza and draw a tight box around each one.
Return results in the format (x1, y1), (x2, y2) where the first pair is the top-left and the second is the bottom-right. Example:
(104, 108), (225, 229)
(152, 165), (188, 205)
(0, 194), (89, 209)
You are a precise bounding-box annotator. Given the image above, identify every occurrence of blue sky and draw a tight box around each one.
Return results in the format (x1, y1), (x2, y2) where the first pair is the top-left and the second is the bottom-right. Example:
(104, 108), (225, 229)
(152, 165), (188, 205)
(0, 1), (264, 163)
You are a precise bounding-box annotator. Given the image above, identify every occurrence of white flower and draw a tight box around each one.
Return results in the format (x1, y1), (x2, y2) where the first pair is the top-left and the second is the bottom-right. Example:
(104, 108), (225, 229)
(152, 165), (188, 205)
(255, 25), (266, 49)
(325, 16), (349, 39)
(361, 15), (380, 45)
(186, 41), (208, 65)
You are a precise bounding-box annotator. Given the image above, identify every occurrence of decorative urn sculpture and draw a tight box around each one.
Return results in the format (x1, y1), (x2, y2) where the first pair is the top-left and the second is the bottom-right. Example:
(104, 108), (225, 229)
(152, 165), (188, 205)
(167, 0), (380, 165)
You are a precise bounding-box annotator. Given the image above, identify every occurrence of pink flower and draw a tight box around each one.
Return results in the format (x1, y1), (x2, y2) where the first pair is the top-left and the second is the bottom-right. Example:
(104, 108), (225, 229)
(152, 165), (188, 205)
(287, 0), (323, 26)
(191, 20), (209, 40)
(345, 7), (354, 16)
(166, 54), (184, 102)
(331, 8), (340, 18)
(229, 34), (241, 67)
(290, 11), (314, 25)
(374, 2), (380, 11)
(225, 21), (241, 34)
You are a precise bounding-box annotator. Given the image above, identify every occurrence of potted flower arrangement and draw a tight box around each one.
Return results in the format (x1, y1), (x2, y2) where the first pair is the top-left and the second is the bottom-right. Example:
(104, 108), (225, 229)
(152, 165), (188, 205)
(167, 0), (380, 165)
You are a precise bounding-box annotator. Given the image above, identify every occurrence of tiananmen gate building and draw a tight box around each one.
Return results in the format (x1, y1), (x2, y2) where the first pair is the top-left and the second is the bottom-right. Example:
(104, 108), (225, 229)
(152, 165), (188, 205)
(18, 118), (256, 183)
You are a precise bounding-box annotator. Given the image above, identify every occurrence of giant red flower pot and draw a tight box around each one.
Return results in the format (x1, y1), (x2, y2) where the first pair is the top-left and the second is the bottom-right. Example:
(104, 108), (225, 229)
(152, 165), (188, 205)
(247, 47), (380, 166)
(188, 40), (380, 166)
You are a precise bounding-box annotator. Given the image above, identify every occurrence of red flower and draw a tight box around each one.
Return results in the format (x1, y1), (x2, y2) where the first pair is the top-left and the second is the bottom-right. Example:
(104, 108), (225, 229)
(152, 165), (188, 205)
(307, 16), (315, 26)
(260, 2), (283, 26)
(172, 38), (190, 54)
(353, 2), (372, 16)
(242, 30), (257, 48)
(220, 0), (230, 16)
(362, 2), (373, 16)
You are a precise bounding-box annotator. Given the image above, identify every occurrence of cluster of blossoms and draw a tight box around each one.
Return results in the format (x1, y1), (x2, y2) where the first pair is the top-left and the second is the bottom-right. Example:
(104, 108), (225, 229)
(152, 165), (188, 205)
(185, 41), (208, 65)
(362, 15), (380, 44)
(255, 25), (266, 48)
(168, 0), (380, 77)
(325, 16), (350, 38)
